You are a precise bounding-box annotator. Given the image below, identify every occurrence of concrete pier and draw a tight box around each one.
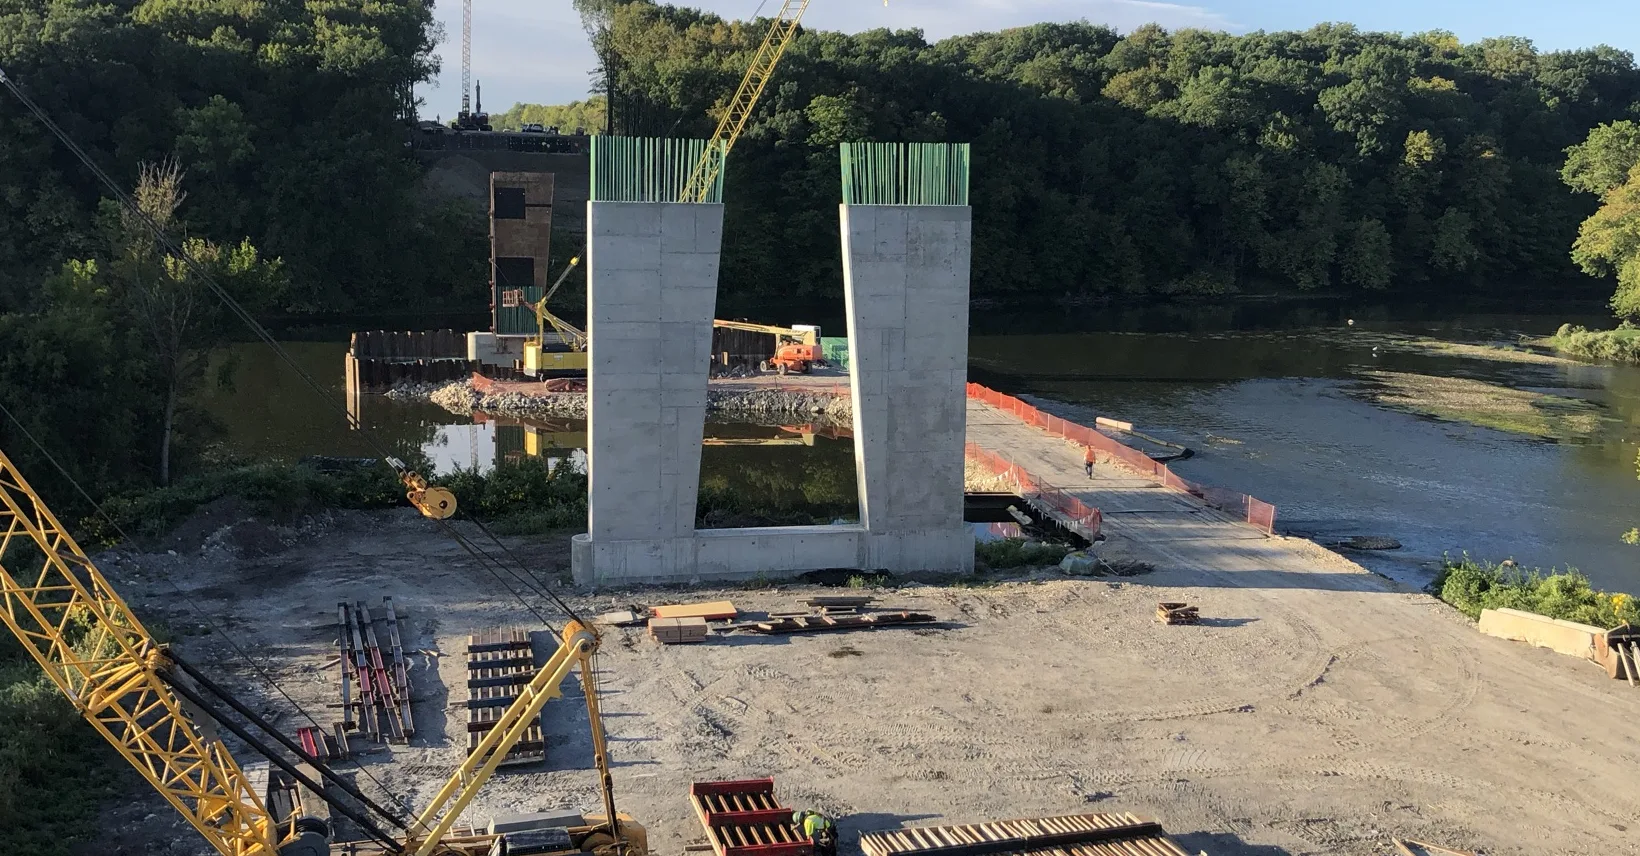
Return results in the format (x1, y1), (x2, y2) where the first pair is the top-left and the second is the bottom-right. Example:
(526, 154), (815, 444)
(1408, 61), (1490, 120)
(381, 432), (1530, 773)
(842, 204), (974, 573)
(573, 201), (723, 584)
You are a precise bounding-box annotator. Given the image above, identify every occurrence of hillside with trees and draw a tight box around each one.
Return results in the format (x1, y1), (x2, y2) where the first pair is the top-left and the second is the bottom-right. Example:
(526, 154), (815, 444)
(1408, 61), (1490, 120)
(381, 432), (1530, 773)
(584, 2), (1640, 301)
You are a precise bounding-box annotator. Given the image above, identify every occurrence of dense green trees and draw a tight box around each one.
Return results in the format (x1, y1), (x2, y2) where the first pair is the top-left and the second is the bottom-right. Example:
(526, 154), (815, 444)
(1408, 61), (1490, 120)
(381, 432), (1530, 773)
(0, 0), (482, 316)
(492, 97), (608, 133)
(593, 5), (1640, 300)
(1564, 120), (1640, 317)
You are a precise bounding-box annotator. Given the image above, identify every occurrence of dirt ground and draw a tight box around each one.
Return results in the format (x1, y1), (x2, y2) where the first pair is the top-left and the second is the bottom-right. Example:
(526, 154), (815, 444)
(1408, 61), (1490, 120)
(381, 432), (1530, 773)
(85, 499), (1640, 856)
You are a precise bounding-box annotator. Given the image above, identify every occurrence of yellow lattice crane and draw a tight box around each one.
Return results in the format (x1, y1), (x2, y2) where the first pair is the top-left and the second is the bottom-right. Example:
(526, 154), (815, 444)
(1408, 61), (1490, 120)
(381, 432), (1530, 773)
(0, 445), (644, 856)
(678, 0), (890, 202)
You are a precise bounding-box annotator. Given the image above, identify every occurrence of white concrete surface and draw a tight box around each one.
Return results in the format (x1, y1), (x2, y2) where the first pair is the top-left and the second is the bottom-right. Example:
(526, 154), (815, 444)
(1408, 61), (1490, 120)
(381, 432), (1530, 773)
(571, 201), (976, 586)
(842, 204), (974, 573)
(573, 201), (722, 586)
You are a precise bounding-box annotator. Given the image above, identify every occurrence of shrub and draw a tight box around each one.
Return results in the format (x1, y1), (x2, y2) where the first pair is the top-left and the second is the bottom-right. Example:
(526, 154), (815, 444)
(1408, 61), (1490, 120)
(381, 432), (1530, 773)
(1434, 555), (1640, 629)
(1547, 323), (1640, 364)
(975, 538), (1074, 569)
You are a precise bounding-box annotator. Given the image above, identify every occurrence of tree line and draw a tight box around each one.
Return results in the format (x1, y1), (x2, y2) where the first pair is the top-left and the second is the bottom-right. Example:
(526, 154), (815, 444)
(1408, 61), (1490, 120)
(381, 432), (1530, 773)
(6, 0), (1640, 502)
(583, 2), (1640, 301)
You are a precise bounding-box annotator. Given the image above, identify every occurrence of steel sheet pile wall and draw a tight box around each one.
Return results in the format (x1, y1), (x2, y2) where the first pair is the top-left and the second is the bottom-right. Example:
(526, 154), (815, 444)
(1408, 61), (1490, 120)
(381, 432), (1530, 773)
(967, 383), (1277, 534)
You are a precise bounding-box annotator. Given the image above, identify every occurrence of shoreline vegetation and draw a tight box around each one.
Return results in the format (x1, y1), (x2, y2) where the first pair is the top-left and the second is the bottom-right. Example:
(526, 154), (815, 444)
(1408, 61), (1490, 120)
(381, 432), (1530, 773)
(1434, 555), (1639, 630)
(1546, 323), (1640, 364)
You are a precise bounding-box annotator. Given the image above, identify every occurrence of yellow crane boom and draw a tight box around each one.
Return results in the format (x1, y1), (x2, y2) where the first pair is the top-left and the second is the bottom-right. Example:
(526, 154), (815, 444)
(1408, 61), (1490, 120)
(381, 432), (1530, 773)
(0, 448), (279, 856)
(0, 443), (641, 856)
(679, 0), (812, 203)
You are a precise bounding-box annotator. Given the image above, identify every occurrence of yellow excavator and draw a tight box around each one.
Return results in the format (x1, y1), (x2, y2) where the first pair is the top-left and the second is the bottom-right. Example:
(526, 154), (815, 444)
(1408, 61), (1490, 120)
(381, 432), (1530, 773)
(0, 446), (644, 856)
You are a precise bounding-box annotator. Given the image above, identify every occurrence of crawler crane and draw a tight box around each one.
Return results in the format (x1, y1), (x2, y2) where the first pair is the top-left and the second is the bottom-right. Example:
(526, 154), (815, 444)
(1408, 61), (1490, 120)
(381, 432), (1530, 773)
(0, 446), (642, 856)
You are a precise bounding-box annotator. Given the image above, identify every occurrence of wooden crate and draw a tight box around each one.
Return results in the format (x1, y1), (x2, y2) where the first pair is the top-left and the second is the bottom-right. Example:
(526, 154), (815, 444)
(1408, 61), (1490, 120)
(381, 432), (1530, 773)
(650, 616), (709, 644)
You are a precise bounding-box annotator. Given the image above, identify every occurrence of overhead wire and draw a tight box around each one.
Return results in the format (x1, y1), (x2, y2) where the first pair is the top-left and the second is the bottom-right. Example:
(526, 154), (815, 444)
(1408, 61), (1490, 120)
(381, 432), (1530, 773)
(0, 396), (412, 837)
(0, 64), (583, 629)
(0, 63), (597, 838)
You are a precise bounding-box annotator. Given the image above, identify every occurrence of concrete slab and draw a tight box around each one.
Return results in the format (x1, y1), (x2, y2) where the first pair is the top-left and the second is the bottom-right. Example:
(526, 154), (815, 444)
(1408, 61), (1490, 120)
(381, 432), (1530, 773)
(1477, 607), (1605, 662)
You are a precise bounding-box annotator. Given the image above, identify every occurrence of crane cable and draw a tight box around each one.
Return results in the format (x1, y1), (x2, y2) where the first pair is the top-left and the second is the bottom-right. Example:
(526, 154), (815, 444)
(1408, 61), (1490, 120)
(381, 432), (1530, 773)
(0, 397), (410, 836)
(0, 65), (584, 627)
(0, 65), (591, 838)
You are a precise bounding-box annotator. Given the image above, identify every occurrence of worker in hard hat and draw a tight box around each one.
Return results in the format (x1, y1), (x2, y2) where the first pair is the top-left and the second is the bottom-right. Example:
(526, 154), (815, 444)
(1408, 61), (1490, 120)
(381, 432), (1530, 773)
(792, 809), (837, 856)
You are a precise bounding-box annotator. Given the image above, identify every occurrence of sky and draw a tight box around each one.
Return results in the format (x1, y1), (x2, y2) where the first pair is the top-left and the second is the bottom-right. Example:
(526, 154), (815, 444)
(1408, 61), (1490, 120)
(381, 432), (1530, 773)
(419, 0), (1640, 119)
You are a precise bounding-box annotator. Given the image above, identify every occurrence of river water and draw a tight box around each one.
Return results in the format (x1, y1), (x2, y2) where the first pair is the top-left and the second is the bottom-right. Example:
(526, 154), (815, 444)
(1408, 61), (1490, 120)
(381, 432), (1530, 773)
(202, 302), (1640, 592)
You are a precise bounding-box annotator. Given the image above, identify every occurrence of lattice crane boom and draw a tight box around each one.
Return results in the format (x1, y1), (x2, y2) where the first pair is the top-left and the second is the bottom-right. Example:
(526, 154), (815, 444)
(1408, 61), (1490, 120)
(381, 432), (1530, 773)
(0, 448), (278, 856)
(461, 0), (473, 116)
(679, 0), (811, 203)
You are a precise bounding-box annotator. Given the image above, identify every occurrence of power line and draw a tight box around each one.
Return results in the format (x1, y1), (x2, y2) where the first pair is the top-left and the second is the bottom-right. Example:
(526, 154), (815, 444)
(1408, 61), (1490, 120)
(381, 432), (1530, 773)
(0, 64), (584, 631)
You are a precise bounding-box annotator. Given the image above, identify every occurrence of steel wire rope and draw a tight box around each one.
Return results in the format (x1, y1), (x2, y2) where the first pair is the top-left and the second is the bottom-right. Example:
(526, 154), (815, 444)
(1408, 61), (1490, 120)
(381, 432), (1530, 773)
(0, 396), (417, 836)
(0, 65), (583, 625)
(0, 65), (597, 839)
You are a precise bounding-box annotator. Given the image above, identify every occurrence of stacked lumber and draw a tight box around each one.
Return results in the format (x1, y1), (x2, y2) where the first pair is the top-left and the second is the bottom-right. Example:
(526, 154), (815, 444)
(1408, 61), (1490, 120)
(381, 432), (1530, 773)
(465, 628), (545, 764)
(805, 596), (874, 609)
(652, 600), (739, 620)
(649, 616), (710, 645)
(859, 812), (1189, 856)
(690, 778), (811, 856)
(749, 611), (935, 635)
(1155, 602), (1200, 625)
(338, 599), (414, 743)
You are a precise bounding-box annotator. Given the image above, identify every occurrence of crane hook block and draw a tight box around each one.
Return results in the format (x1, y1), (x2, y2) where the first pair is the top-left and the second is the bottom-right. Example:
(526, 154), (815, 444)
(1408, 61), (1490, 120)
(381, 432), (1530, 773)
(409, 485), (457, 520)
(400, 470), (458, 520)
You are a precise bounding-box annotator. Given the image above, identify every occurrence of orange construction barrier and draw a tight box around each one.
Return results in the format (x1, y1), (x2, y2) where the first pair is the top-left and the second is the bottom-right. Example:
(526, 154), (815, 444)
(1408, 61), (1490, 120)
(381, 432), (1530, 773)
(965, 442), (1102, 542)
(966, 383), (1276, 535)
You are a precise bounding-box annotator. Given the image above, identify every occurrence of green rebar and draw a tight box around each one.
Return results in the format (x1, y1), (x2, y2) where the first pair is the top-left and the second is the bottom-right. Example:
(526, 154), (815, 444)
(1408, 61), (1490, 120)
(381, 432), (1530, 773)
(590, 136), (726, 203)
(839, 142), (969, 206)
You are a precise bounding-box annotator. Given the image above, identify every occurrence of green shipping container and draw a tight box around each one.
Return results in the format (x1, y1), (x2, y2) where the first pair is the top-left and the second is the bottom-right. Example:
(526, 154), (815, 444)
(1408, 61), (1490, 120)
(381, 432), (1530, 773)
(821, 337), (850, 371)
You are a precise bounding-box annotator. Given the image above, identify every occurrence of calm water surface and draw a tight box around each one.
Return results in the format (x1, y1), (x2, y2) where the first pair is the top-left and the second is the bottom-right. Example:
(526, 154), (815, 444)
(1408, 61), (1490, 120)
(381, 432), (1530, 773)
(204, 302), (1640, 591)
(973, 309), (1640, 591)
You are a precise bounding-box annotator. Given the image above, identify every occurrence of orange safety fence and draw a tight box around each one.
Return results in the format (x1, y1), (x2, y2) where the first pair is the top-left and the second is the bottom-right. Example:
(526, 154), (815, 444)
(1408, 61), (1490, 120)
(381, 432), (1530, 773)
(965, 442), (1102, 543)
(966, 383), (1276, 535)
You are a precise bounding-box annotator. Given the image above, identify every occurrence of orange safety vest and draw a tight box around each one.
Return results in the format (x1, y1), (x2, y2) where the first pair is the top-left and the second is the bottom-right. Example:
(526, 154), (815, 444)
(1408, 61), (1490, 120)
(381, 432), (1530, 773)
(1083, 447), (1095, 464)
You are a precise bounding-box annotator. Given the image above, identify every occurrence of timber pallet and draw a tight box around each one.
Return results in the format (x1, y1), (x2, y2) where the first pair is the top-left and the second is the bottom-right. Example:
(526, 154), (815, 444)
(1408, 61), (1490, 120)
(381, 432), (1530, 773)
(690, 778), (811, 856)
(465, 628), (545, 764)
(337, 599), (415, 744)
(859, 812), (1189, 856)
(1155, 602), (1200, 625)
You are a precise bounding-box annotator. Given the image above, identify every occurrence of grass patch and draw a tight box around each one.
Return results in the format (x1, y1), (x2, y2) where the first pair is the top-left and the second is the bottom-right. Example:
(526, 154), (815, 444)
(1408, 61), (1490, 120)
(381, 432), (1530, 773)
(1434, 555), (1639, 629)
(1546, 323), (1640, 365)
(1348, 332), (1573, 366)
(847, 573), (891, 589)
(975, 538), (1074, 569)
(1353, 371), (1602, 441)
(80, 457), (591, 544)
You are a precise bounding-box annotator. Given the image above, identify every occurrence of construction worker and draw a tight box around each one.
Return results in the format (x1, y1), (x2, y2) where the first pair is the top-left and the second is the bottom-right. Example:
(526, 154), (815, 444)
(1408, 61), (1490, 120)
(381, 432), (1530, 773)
(792, 809), (837, 856)
(1083, 445), (1095, 479)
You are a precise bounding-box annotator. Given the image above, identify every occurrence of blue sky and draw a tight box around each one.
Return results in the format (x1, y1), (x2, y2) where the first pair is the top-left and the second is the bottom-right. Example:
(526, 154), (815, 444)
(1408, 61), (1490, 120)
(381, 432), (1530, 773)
(418, 0), (1640, 119)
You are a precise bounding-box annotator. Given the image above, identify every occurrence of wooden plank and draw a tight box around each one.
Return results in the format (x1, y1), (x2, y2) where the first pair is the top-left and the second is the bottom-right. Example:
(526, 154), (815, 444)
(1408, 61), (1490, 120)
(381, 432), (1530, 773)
(653, 601), (739, 621)
(804, 596), (875, 608)
(859, 815), (1174, 856)
(336, 604), (354, 729)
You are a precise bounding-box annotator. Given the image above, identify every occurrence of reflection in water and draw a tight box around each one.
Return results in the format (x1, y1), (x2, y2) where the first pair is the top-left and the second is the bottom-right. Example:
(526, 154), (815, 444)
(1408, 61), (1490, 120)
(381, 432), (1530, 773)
(974, 314), (1640, 591)
(198, 340), (860, 523)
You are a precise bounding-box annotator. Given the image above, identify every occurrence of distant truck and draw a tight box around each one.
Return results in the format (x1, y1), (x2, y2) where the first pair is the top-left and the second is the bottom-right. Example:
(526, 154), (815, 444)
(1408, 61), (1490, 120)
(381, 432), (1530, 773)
(521, 123), (546, 133)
